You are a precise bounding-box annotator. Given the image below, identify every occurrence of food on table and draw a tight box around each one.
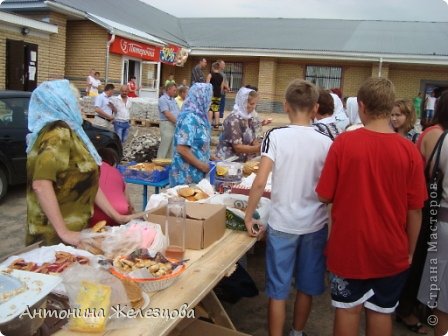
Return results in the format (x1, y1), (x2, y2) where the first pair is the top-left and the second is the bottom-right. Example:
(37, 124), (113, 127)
(0, 272), (27, 303)
(113, 257), (173, 278)
(8, 251), (90, 274)
(151, 158), (172, 166)
(216, 165), (229, 176)
(243, 160), (260, 176)
(128, 162), (164, 172)
(112, 250), (187, 278)
(121, 279), (144, 309)
(177, 187), (209, 201)
(91, 220), (107, 233)
(68, 281), (111, 333)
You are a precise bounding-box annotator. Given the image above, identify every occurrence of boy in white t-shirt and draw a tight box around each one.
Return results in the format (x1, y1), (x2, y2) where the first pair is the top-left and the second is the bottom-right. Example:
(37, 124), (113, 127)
(245, 79), (332, 336)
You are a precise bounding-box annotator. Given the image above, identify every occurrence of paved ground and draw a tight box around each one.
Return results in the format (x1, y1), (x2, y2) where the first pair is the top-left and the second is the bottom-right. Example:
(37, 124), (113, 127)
(0, 112), (423, 335)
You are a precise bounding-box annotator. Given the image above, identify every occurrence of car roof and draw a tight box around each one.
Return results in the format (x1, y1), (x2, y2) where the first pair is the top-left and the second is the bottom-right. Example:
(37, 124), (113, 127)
(0, 91), (32, 98)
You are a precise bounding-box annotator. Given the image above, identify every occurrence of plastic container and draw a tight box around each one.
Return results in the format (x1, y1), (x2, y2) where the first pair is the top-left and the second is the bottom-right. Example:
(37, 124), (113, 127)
(165, 197), (186, 259)
(215, 161), (243, 182)
(208, 161), (216, 185)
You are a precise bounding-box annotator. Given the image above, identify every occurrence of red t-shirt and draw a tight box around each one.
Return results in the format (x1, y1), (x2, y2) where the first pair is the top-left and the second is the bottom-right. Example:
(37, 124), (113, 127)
(89, 163), (130, 227)
(316, 128), (427, 279)
(127, 81), (138, 98)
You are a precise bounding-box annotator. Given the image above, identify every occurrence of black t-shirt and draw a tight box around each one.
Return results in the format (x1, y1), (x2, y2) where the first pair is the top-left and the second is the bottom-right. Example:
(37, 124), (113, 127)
(210, 72), (223, 98)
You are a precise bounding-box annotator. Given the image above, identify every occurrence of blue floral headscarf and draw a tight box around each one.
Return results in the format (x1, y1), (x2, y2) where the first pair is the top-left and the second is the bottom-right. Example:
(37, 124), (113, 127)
(180, 83), (213, 123)
(27, 79), (102, 165)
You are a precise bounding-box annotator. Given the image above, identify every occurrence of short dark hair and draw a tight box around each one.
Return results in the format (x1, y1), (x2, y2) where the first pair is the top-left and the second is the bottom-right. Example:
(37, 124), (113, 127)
(317, 89), (334, 116)
(245, 84), (258, 91)
(165, 82), (177, 90)
(104, 83), (115, 91)
(177, 85), (188, 95)
(434, 90), (448, 130)
(98, 147), (119, 166)
(130, 76), (136, 80)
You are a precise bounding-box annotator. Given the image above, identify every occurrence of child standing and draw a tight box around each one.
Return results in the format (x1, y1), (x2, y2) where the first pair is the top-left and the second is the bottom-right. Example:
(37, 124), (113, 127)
(245, 79), (332, 336)
(316, 77), (427, 336)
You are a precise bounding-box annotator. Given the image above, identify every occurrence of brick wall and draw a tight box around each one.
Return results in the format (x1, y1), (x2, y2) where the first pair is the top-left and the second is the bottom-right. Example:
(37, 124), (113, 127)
(0, 12), (66, 89)
(342, 64), (371, 97)
(65, 21), (113, 92)
(389, 65), (448, 99)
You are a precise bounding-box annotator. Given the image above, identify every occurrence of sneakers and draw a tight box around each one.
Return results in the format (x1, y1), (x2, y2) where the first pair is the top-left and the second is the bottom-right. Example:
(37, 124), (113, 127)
(288, 329), (307, 336)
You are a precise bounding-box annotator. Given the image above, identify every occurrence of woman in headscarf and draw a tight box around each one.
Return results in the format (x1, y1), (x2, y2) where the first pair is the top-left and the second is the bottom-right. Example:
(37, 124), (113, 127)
(169, 83), (213, 186)
(26, 79), (130, 246)
(215, 87), (261, 162)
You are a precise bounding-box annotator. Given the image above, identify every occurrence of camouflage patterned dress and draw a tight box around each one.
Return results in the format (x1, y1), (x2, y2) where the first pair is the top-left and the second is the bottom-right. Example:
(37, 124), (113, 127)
(26, 121), (99, 245)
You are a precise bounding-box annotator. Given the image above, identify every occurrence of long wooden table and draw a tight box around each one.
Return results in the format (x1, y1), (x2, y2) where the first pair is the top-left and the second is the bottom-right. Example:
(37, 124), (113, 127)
(54, 230), (256, 335)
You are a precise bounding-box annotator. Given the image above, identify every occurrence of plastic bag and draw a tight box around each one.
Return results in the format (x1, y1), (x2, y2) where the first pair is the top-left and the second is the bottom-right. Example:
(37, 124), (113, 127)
(62, 264), (130, 333)
(79, 228), (141, 259)
(207, 193), (271, 231)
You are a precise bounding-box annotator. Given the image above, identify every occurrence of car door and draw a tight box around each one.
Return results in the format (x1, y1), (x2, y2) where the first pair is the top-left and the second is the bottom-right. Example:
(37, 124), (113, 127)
(0, 97), (28, 185)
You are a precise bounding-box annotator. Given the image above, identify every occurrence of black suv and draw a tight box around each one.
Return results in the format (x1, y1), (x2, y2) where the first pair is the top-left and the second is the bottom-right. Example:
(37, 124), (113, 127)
(0, 91), (122, 200)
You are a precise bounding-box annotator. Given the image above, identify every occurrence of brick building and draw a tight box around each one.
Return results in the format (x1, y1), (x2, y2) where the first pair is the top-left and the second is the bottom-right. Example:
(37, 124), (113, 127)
(2, 0), (448, 112)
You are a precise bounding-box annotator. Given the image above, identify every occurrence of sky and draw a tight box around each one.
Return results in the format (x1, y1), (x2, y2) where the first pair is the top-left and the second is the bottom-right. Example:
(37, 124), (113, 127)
(141, 0), (448, 21)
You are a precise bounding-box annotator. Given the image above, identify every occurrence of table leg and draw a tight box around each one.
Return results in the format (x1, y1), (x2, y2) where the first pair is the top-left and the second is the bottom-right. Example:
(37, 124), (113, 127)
(142, 185), (148, 211)
(200, 291), (236, 330)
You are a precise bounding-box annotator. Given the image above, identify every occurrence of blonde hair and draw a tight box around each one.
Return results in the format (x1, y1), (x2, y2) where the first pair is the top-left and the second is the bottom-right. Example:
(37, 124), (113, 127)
(393, 99), (416, 132)
(357, 77), (395, 118)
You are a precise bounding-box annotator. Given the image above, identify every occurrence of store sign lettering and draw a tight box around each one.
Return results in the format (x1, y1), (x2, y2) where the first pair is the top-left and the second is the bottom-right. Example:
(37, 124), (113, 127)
(110, 36), (158, 61)
(120, 39), (155, 58)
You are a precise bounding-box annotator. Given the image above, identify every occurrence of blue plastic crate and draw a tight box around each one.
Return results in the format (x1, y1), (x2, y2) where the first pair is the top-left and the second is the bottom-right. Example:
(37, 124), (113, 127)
(117, 161), (170, 182)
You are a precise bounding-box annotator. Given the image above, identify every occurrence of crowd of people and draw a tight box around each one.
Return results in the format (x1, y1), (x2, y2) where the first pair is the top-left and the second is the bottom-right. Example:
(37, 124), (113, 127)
(24, 62), (447, 336)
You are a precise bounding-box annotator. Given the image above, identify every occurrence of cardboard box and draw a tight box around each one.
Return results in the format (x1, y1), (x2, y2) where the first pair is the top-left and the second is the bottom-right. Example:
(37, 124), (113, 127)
(148, 203), (226, 250)
(178, 319), (251, 336)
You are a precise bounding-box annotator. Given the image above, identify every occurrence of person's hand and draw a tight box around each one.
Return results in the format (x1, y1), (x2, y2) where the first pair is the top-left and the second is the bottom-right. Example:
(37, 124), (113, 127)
(261, 118), (273, 126)
(199, 162), (210, 173)
(115, 214), (132, 224)
(244, 217), (265, 238)
(59, 230), (81, 247)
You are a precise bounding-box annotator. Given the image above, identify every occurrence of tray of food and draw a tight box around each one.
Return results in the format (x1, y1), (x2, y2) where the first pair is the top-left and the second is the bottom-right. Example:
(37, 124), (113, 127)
(118, 162), (170, 182)
(0, 269), (61, 324)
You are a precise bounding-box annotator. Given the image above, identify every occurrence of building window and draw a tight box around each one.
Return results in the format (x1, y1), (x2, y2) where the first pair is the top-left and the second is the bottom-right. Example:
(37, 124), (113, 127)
(224, 62), (243, 91)
(305, 66), (342, 89)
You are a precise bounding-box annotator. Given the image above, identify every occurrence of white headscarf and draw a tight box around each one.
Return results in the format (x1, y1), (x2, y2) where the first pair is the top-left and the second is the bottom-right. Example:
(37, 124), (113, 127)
(231, 87), (256, 120)
(346, 97), (361, 125)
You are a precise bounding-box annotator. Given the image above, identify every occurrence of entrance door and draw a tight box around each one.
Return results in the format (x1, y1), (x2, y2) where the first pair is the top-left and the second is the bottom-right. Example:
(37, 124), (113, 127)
(6, 40), (25, 90)
(6, 39), (38, 91)
(140, 61), (160, 99)
(122, 57), (141, 94)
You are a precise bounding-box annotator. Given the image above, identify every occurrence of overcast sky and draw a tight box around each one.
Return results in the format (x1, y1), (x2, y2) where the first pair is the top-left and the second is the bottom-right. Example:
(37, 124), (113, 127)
(142, 0), (448, 21)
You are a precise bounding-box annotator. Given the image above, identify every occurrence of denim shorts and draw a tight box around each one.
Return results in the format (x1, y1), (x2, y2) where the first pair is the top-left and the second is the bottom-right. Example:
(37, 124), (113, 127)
(265, 225), (328, 300)
(329, 269), (409, 313)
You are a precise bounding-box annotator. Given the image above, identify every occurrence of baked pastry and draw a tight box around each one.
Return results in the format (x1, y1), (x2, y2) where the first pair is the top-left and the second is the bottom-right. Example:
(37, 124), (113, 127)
(178, 187), (195, 197)
(91, 220), (107, 233)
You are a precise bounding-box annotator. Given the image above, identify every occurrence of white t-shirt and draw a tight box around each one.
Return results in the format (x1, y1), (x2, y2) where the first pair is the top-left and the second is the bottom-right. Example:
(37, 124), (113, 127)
(426, 96), (436, 110)
(261, 125), (332, 234)
(110, 95), (131, 121)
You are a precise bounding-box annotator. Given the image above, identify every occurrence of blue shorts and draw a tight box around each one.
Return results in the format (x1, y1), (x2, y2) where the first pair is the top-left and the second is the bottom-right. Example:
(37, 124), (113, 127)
(265, 225), (328, 300)
(329, 269), (409, 313)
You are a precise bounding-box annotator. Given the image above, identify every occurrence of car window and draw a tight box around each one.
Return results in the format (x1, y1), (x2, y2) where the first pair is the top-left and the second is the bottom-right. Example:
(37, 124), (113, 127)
(0, 98), (28, 129)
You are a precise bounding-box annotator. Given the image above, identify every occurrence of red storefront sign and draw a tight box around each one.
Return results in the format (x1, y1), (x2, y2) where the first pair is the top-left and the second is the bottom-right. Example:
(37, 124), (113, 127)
(110, 36), (159, 61)
(110, 36), (187, 66)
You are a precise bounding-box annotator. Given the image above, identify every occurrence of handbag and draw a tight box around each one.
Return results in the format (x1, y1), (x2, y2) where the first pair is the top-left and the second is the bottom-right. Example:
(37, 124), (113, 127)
(399, 130), (448, 315)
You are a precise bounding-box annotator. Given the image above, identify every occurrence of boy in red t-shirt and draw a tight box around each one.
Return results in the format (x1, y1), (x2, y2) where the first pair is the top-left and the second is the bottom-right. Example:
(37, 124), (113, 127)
(316, 77), (427, 336)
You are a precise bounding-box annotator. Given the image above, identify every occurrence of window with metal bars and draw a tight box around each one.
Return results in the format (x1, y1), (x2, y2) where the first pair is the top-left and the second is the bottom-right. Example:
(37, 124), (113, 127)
(223, 62), (243, 91)
(305, 66), (342, 89)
